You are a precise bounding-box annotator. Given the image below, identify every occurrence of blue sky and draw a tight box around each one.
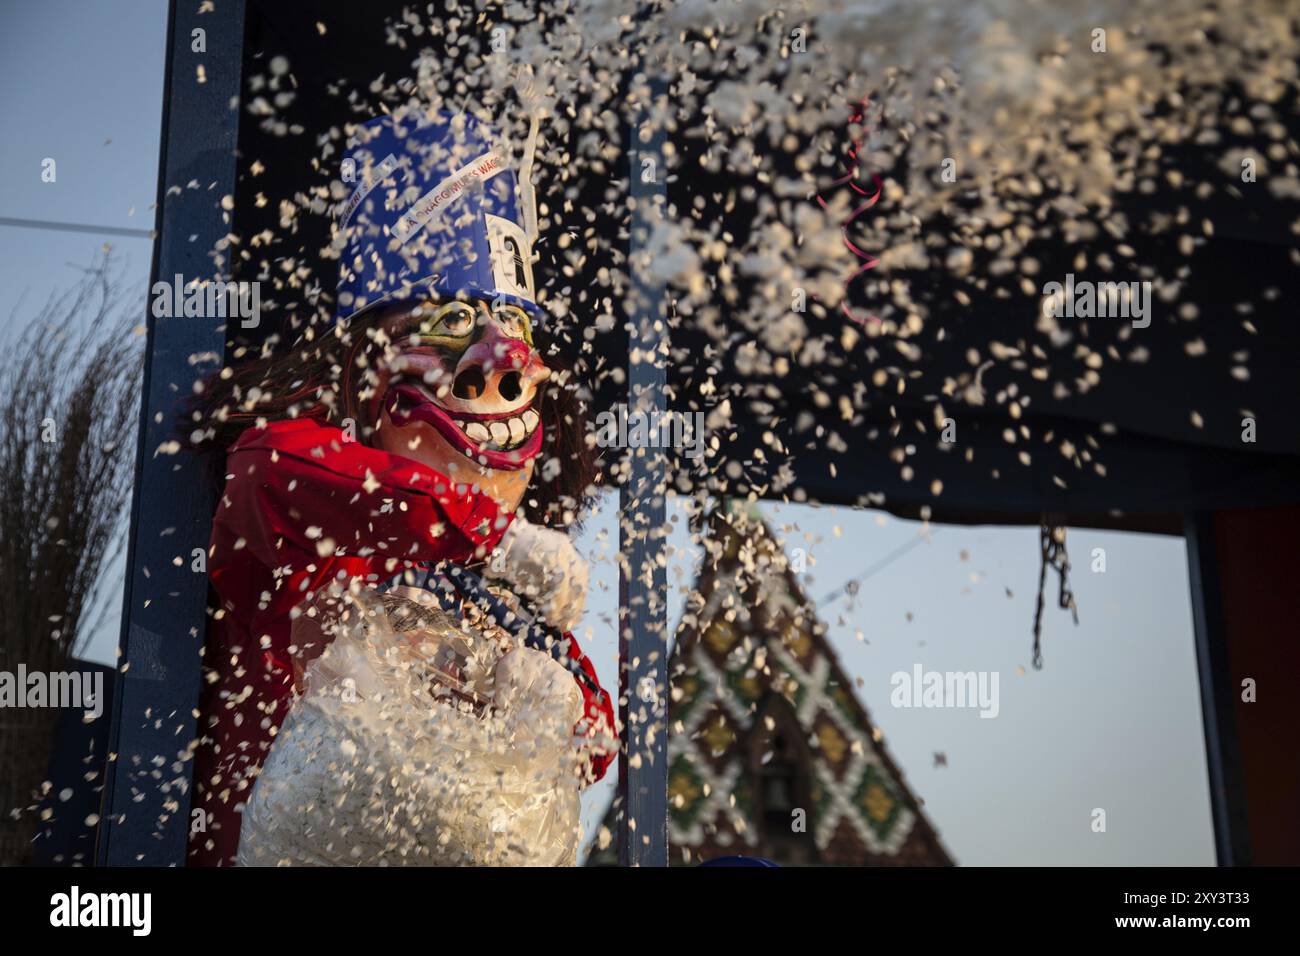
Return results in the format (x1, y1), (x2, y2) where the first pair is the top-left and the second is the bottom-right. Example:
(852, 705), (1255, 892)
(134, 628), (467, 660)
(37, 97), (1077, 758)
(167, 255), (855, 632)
(574, 494), (1213, 865)
(0, 1), (1214, 866)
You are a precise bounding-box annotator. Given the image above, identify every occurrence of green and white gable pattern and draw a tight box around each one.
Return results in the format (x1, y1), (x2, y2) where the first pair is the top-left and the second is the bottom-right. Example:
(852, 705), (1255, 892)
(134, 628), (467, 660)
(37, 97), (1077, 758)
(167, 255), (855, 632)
(592, 507), (951, 866)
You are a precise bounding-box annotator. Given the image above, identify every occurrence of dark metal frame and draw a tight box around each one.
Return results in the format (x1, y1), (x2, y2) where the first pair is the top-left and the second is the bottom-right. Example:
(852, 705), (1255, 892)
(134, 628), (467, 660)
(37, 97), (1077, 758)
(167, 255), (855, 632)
(96, 0), (246, 866)
(95, 0), (1252, 869)
(618, 93), (670, 866)
(1185, 512), (1252, 865)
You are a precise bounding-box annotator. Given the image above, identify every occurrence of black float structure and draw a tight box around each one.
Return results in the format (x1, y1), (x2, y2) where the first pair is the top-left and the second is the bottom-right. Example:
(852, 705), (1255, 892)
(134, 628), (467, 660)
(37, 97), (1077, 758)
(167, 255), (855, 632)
(98, 0), (1300, 867)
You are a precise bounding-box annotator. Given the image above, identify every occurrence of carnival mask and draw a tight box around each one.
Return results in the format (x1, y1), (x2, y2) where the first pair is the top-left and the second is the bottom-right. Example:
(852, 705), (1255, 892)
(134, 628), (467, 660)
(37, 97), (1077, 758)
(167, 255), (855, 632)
(375, 297), (550, 493)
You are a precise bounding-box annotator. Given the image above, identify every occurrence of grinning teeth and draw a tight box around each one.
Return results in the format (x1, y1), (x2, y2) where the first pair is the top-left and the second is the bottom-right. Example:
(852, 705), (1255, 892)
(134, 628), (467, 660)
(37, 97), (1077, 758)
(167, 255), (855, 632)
(452, 407), (539, 454)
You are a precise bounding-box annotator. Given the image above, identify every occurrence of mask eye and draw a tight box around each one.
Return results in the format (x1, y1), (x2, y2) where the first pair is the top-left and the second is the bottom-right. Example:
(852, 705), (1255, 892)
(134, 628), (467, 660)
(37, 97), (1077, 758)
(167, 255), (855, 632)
(493, 304), (533, 344)
(420, 301), (476, 339)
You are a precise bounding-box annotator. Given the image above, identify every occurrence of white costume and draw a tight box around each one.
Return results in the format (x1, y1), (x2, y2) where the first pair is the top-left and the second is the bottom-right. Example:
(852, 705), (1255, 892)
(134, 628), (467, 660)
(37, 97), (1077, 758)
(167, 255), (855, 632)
(236, 521), (596, 867)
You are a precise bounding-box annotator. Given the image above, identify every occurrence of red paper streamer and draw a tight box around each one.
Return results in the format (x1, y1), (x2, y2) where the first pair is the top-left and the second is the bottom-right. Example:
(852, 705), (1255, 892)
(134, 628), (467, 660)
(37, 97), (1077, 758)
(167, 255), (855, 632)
(816, 97), (883, 328)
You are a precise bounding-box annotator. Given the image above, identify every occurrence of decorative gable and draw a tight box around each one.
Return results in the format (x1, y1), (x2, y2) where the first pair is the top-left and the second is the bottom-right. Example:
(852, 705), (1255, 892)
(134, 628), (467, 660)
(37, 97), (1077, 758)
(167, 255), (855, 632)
(590, 504), (953, 866)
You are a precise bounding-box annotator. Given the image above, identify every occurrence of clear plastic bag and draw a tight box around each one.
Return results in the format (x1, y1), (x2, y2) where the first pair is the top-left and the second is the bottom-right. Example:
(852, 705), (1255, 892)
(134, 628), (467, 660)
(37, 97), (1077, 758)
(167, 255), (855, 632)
(236, 585), (584, 866)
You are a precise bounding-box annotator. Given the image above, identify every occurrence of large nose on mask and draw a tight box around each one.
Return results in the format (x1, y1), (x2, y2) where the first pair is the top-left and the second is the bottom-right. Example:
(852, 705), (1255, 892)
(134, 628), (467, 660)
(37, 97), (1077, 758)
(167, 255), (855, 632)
(451, 319), (548, 404)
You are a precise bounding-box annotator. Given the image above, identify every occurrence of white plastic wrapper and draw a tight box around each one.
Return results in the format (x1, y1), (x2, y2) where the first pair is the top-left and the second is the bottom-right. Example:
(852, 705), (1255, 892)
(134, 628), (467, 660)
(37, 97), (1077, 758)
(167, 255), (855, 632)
(236, 585), (585, 866)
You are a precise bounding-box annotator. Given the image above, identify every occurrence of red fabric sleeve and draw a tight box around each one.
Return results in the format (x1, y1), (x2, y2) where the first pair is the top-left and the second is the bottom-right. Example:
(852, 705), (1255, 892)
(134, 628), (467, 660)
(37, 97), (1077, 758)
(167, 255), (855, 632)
(562, 630), (618, 785)
(190, 418), (518, 866)
(210, 418), (514, 633)
(191, 417), (608, 865)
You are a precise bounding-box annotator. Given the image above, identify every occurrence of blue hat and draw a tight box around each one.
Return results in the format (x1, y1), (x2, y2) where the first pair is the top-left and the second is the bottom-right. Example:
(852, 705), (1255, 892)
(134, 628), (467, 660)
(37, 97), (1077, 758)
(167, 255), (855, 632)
(336, 110), (541, 322)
